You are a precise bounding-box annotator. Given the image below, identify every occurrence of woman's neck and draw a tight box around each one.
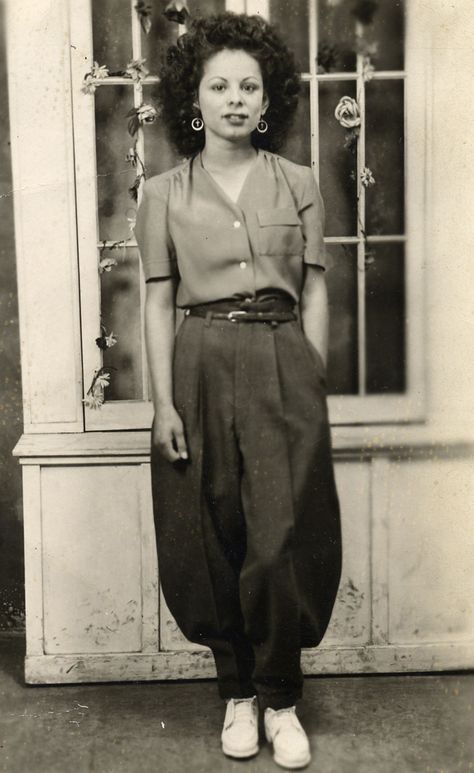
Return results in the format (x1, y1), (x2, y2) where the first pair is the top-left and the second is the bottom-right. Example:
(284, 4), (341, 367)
(200, 138), (257, 170)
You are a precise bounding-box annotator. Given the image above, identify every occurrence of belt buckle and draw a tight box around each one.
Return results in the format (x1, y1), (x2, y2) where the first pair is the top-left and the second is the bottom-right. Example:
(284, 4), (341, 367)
(227, 310), (248, 322)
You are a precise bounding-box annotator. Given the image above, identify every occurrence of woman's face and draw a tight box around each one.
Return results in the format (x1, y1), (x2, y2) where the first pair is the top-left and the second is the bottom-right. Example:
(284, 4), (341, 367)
(197, 49), (269, 146)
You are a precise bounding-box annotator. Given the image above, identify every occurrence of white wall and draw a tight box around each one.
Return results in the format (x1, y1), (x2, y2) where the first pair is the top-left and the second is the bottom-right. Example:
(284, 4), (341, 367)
(425, 0), (474, 428)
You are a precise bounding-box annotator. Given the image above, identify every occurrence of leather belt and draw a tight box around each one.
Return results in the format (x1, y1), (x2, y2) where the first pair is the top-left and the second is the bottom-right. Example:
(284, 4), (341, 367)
(184, 297), (296, 324)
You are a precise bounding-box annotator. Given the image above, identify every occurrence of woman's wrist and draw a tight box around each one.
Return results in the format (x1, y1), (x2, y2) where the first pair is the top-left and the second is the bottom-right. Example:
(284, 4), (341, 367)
(153, 398), (176, 413)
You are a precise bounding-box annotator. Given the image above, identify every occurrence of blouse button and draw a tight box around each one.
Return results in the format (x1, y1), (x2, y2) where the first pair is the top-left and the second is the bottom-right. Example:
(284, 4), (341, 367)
(239, 261), (247, 270)
(233, 220), (241, 229)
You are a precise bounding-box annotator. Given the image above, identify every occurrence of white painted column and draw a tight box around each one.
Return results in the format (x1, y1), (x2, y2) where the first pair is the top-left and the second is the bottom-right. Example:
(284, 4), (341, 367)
(6, 0), (83, 433)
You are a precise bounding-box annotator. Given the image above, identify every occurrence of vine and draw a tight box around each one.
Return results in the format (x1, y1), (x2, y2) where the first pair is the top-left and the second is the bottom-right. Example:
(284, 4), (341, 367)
(331, 0), (381, 269)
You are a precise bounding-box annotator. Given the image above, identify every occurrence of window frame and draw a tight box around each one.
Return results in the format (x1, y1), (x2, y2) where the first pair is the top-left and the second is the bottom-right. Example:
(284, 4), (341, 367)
(70, 0), (427, 431)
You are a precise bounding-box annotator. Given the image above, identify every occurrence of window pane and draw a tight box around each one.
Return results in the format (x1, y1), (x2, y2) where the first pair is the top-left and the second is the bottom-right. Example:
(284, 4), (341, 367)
(100, 248), (143, 401)
(365, 243), (405, 393)
(371, 0), (404, 71)
(318, 0), (356, 73)
(95, 86), (135, 242)
(319, 81), (358, 237)
(92, 0), (131, 72)
(142, 1), (227, 74)
(281, 82), (311, 166)
(326, 243), (358, 395)
(143, 85), (181, 175)
(365, 79), (404, 235)
(141, 0), (180, 74)
(193, 0), (227, 14)
(269, 0), (309, 71)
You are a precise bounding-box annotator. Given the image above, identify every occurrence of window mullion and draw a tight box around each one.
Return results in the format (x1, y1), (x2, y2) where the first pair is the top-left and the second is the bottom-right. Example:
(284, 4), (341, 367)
(356, 21), (367, 397)
(130, 0), (149, 402)
(308, 0), (319, 178)
(307, 71), (406, 82)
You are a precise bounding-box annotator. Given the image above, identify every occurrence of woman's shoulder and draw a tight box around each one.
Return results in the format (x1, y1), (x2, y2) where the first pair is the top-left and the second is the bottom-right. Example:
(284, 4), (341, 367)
(261, 149), (313, 183)
(142, 158), (192, 197)
(261, 150), (316, 208)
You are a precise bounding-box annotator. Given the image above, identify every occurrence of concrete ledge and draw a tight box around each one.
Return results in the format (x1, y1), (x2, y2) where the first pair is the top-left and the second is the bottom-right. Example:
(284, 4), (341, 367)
(12, 426), (474, 462)
(24, 642), (474, 685)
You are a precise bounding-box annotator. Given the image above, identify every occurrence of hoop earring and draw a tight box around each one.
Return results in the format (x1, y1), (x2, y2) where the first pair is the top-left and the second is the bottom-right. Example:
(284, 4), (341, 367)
(257, 118), (268, 134)
(191, 117), (204, 131)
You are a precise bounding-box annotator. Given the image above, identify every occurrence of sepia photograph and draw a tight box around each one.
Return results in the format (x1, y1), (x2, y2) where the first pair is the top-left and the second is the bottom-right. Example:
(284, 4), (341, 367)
(0, 0), (473, 770)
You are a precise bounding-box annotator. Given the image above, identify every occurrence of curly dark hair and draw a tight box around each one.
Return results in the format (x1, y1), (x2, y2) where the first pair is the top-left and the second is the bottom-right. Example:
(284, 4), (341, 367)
(157, 12), (301, 158)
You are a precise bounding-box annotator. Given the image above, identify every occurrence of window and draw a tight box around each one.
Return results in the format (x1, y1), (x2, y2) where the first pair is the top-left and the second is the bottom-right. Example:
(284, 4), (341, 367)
(70, 0), (425, 430)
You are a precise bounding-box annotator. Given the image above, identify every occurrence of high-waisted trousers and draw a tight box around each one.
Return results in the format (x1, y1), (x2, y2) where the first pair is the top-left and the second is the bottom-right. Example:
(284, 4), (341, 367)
(150, 314), (342, 710)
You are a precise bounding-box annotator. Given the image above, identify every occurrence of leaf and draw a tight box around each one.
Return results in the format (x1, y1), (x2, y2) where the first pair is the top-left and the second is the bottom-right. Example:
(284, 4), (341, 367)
(95, 336), (108, 351)
(163, 1), (190, 24)
(128, 114), (140, 137)
(141, 15), (152, 34)
(128, 175), (142, 201)
(135, 0), (153, 33)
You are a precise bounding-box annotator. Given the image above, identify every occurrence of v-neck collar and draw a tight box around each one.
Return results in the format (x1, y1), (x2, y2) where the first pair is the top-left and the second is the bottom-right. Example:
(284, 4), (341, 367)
(198, 149), (260, 211)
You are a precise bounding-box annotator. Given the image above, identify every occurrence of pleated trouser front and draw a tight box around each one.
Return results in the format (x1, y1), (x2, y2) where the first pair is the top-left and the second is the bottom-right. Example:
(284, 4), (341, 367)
(150, 315), (342, 709)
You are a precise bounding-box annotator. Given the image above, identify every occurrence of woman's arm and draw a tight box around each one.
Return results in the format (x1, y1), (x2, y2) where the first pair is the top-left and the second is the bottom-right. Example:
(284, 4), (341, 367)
(144, 279), (188, 462)
(300, 265), (329, 370)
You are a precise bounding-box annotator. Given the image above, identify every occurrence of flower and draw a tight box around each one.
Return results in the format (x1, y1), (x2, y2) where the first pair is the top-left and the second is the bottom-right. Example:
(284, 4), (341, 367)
(96, 325), (118, 350)
(127, 104), (159, 136)
(138, 103), (158, 123)
(83, 392), (104, 409)
(81, 62), (109, 94)
(83, 367), (115, 410)
(360, 167), (375, 187)
(95, 372), (111, 390)
(99, 256), (117, 273)
(356, 39), (378, 58)
(126, 147), (138, 167)
(364, 249), (376, 267)
(105, 332), (117, 348)
(92, 62), (109, 80)
(335, 96), (361, 129)
(126, 58), (149, 84)
(362, 56), (375, 82)
(163, 0), (190, 24)
(82, 74), (97, 95)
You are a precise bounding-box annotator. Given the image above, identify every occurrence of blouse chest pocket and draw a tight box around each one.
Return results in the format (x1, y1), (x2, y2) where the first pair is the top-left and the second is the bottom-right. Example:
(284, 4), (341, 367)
(257, 207), (304, 257)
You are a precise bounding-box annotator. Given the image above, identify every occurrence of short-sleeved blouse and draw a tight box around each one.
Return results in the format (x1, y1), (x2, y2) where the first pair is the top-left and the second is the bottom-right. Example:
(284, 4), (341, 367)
(134, 149), (328, 307)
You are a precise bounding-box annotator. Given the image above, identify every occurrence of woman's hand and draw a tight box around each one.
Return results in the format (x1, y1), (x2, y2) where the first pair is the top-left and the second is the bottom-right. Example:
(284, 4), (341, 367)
(152, 404), (188, 462)
(144, 279), (187, 462)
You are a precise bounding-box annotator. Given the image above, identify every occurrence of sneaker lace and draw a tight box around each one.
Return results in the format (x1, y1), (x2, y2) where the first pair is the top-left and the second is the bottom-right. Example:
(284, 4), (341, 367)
(233, 698), (255, 724)
(271, 707), (304, 737)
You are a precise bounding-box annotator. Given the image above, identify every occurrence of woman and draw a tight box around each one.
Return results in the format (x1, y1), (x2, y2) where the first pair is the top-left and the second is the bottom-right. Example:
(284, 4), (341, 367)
(135, 12), (342, 770)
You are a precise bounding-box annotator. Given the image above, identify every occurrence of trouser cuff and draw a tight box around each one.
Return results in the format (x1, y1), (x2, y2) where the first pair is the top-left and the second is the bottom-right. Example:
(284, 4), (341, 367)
(256, 682), (303, 711)
(218, 680), (256, 701)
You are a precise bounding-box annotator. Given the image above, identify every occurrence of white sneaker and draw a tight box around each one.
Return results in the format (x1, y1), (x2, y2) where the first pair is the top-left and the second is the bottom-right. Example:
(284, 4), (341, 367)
(221, 696), (259, 758)
(264, 706), (311, 769)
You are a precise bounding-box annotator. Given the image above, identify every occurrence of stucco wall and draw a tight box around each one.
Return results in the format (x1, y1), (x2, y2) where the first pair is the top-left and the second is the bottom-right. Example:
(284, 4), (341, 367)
(0, 8), (25, 631)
